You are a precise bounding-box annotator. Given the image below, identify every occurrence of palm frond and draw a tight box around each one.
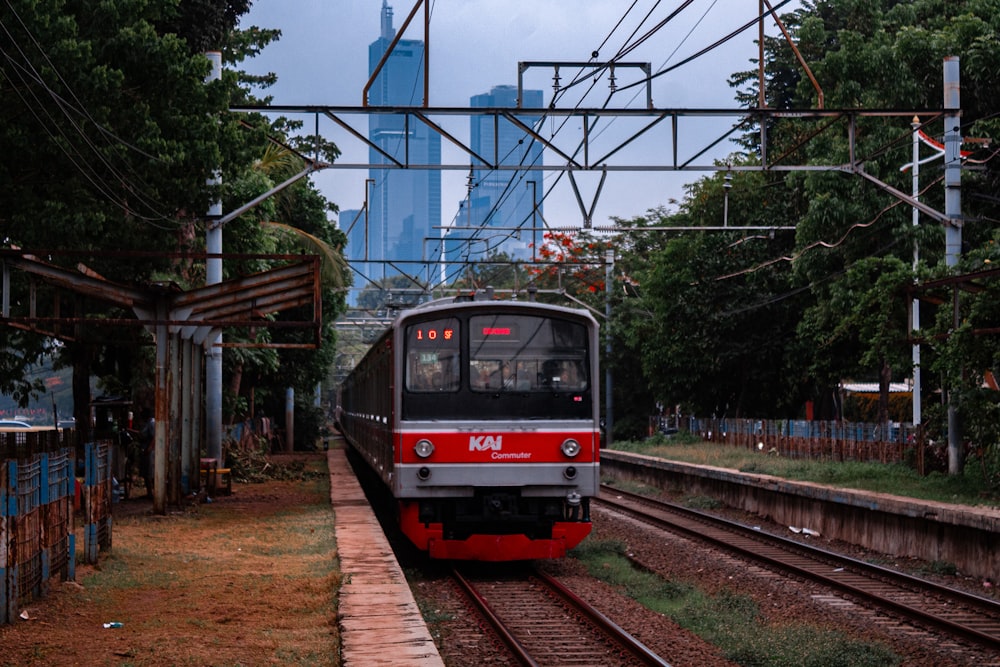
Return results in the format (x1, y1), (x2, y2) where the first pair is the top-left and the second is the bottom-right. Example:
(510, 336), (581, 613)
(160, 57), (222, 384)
(261, 221), (346, 289)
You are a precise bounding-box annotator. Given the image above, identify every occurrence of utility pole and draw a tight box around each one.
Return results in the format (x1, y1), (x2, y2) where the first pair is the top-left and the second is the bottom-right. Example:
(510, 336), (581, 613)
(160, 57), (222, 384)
(910, 116), (921, 433)
(205, 51), (224, 466)
(604, 249), (613, 449)
(943, 56), (963, 474)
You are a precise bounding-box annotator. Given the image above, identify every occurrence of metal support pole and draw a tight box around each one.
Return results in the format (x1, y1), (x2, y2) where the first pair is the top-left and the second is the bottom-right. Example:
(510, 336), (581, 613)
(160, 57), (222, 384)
(723, 171), (732, 227)
(285, 387), (295, 453)
(169, 332), (180, 505)
(911, 117), (921, 430)
(181, 338), (193, 494)
(944, 57), (963, 267)
(205, 51), (223, 466)
(154, 300), (169, 514)
(943, 56), (963, 474)
(604, 249), (613, 449)
(192, 345), (204, 487)
(529, 180), (538, 262)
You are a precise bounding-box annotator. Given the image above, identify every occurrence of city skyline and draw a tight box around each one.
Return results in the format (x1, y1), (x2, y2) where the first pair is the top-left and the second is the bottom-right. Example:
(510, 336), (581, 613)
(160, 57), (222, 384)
(349, 4), (551, 298)
(438, 84), (546, 287)
(239, 1), (785, 239)
(344, 1), (442, 303)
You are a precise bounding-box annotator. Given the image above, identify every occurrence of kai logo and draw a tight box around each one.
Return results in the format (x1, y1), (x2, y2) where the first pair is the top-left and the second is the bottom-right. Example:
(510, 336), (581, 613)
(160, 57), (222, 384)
(469, 434), (502, 451)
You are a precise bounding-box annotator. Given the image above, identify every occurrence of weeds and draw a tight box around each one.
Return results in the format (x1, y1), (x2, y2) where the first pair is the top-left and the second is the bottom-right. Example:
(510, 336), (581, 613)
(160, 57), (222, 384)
(571, 540), (900, 667)
(920, 560), (958, 577)
(611, 439), (998, 506)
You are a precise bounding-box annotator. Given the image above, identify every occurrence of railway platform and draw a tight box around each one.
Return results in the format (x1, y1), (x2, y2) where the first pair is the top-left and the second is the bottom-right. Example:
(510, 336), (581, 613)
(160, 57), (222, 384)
(327, 443), (445, 667)
(602, 449), (1000, 583)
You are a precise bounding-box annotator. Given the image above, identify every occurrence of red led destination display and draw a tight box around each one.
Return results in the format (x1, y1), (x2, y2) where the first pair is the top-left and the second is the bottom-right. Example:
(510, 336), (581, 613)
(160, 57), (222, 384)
(413, 326), (455, 342)
(470, 317), (521, 343)
(407, 318), (459, 348)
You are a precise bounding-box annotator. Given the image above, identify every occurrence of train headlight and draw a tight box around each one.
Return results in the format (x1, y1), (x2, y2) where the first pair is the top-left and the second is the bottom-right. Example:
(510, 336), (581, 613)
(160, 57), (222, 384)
(560, 438), (581, 458)
(414, 439), (435, 458)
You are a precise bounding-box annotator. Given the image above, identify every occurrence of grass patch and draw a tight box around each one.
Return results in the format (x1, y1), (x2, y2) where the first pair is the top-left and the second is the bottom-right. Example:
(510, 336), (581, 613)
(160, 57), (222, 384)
(599, 475), (659, 495)
(610, 439), (998, 507)
(683, 495), (723, 511)
(80, 549), (179, 593)
(919, 560), (958, 577)
(571, 540), (900, 667)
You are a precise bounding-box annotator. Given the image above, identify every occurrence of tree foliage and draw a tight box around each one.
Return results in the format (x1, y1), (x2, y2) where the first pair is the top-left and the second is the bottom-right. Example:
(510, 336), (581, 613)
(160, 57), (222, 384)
(0, 1), (348, 444)
(602, 0), (1000, 469)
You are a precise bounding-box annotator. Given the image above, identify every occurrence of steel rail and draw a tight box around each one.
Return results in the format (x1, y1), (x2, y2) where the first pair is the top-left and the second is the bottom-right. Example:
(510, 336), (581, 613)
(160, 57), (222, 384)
(452, 565), (673, 667)
(598, 484), (1000, 652)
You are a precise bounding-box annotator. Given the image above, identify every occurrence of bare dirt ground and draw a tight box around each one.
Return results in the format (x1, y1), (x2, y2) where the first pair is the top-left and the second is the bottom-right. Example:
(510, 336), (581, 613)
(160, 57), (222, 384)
(0, 452), (339, 667)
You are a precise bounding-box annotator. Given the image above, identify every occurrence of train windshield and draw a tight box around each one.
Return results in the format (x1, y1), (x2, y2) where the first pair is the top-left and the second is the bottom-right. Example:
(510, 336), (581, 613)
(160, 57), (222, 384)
(401, 310), (594, 420)
(469, 314), (589, 393)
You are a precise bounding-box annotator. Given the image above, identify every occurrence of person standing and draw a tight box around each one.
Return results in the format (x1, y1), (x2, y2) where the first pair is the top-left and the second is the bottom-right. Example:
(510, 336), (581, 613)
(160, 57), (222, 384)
(137, 409), (155, 499)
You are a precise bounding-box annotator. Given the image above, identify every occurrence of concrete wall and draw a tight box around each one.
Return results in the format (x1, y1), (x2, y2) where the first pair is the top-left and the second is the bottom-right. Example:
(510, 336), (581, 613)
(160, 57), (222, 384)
(601, 450), (1000, 582)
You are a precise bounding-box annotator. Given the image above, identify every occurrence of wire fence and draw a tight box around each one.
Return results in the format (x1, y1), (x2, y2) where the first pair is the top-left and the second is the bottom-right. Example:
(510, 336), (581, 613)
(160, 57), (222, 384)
(654, 416), (917, 464)
(1, 431), (114, 624)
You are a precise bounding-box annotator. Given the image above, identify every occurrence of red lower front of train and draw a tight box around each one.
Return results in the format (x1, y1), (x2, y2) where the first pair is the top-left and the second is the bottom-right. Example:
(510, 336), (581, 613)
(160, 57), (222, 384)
(397, 501), (592, 561)
(394, 429), (597, 560)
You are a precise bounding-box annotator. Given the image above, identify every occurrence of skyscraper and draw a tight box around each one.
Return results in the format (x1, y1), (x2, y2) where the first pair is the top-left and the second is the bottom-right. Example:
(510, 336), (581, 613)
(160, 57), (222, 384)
(442, 85), (544, 284)
(349, 0), (441, 299)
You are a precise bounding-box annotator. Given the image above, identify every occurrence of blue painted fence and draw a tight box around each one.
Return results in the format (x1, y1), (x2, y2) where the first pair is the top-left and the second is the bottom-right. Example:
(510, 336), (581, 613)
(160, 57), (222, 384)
(684, 417), (914, 463)
(1, 432), (113, 624)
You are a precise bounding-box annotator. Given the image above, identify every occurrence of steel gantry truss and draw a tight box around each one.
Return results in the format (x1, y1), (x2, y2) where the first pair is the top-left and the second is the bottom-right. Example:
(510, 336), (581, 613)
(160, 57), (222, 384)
(232, 102), (954, 294)
(232, 0), (961, 304)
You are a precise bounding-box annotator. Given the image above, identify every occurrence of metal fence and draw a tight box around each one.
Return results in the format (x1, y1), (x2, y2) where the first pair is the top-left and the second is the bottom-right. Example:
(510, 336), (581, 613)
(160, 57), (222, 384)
(683, 417), (915, 464)
(1, 432), (114, 624)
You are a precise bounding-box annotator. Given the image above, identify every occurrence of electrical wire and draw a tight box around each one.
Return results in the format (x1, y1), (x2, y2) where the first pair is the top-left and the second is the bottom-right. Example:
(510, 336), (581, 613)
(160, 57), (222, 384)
(714, 174), (944, 282)
(1, 3), (186, 227)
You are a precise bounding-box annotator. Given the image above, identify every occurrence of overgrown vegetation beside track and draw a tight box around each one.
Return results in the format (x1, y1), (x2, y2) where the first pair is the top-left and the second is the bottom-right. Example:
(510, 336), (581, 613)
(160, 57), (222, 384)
(571, 540), (900, 667)
(226, 441), (331, 483)
(608, 435), (999, 507)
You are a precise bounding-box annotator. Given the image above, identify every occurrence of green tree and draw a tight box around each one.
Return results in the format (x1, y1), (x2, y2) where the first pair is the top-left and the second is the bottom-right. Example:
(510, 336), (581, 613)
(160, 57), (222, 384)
(0, 0), (256, 436)
(726, 0), (1000, 473)
(0, 1), (350, 451)
(616, 167), (807, 423)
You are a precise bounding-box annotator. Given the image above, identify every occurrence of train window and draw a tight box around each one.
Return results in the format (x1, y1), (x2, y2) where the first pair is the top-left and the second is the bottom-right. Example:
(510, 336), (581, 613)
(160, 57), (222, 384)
(405, 318), (460, 392)
(407, 351), (460, 392)
(540, 359), (587, 391)
(469, 315), (589, 393)
(472, 359), (519, 391)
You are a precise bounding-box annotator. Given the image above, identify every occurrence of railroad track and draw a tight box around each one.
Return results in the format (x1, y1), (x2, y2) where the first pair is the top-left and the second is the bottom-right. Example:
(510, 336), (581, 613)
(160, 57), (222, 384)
(598, 484), (1000, 655)
(451, 565), (671, 667)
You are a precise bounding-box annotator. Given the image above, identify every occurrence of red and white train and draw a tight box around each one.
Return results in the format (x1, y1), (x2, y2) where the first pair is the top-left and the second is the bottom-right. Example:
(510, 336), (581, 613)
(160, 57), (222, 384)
(336, 294), (600, 560)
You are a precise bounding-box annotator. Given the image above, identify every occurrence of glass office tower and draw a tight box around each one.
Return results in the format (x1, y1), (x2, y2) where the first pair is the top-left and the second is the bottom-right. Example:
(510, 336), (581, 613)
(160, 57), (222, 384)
(442, 85), (544, 284)
(355, 1), (441, 296)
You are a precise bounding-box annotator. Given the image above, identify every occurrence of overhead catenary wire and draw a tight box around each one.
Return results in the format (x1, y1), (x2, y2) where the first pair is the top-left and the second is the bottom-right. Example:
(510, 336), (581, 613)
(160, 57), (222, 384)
(0, 3), (186, 227)
(432, 0), (744, 294)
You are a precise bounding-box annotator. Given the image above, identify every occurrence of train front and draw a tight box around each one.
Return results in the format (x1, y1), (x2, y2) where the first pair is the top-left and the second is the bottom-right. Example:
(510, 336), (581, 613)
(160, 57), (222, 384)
(394, 301), (600, 561)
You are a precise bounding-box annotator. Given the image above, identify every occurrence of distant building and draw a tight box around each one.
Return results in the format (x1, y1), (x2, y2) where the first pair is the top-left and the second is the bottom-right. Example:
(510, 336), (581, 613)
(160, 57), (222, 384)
(347, 0), (441, 303)
(339, 207), (364, 258)
(442, 85), (544, 283)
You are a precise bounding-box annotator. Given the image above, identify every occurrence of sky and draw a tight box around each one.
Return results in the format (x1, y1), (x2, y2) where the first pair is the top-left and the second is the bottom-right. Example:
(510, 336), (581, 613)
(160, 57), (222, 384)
(238, 0), (800, 230)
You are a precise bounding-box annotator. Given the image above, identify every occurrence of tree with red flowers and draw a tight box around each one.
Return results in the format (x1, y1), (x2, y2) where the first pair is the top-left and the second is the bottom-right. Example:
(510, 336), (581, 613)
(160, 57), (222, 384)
(528, 230), (613, 306)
